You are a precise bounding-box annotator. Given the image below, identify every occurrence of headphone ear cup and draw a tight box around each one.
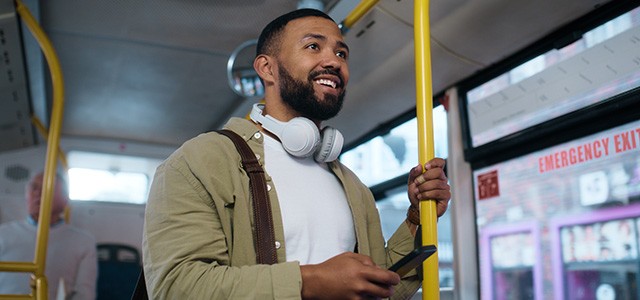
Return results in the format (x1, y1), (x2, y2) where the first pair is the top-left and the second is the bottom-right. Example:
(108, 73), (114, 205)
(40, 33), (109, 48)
(314, 127), (343, 162)
(280, 117), (321, 157)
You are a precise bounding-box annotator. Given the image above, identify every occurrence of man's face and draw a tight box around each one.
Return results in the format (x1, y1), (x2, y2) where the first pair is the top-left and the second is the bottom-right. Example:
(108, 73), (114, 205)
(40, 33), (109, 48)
(26, 173), (68, 222)
(275, 17), (350, 121)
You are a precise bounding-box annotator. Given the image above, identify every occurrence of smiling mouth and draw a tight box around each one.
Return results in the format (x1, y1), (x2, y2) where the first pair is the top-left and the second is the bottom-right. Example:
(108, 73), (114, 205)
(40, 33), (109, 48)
(315, 78), (337, 89)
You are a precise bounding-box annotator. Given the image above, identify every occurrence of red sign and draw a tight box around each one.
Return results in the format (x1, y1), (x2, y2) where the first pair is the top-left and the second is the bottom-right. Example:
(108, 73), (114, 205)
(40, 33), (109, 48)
(477, 170), (500, 200)
(538, 126), (640, 173)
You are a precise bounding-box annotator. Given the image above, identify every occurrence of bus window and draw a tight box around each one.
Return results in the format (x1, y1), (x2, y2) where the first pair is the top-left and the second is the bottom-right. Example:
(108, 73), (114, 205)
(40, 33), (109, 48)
(376, 185), (454, 288)
(341, 104), (452, 288)
(67, 151), (162, 204)
(475, 119), (640, 299)
(465, 6), (640, 149)
(341, 105), (448, 187)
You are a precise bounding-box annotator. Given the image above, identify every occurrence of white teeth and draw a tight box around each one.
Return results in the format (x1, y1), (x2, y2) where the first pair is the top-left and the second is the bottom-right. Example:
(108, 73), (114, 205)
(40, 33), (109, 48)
(316, 79), (337, 88)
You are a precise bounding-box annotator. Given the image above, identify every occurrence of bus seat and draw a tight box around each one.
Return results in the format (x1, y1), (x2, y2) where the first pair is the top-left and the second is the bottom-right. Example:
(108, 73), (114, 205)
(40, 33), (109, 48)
(96, 243), (141, 300)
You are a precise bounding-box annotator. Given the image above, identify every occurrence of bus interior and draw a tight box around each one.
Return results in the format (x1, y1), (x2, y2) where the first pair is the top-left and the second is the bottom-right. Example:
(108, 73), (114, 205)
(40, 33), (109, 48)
(1, 0), (640, 299)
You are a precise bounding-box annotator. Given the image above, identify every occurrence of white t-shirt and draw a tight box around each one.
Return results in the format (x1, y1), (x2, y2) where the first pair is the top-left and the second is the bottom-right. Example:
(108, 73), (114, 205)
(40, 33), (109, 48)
(264, 134), (356, 264)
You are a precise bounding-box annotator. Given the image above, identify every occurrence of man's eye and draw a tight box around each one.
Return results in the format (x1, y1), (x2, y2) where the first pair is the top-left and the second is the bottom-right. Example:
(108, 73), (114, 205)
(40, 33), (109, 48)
(307, 44), (319, 50)
(337, 51), (348, 59)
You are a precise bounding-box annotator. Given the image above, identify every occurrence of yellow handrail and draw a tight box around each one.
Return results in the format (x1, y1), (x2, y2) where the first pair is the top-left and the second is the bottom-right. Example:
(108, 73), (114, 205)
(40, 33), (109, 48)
(30, 116), (69, 171)
(339, 0), (379, 32)
(0, 262), (37, 273)
(0, 262), (37, 299)
(414, 0), (439, 299)
(30, 115), (71, 224)
(0, 1), (66, 299)
(0, 295), (33, 300)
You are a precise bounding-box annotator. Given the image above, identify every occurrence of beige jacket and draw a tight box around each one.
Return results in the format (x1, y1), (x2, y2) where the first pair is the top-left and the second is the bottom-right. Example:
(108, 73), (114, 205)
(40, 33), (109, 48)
(143, 118), (420, 299)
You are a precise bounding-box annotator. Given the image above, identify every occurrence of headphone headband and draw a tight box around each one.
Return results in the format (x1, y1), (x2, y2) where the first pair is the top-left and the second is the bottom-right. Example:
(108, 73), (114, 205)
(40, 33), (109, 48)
(249, 103), (286, 136)
(249, 103), (343, 162)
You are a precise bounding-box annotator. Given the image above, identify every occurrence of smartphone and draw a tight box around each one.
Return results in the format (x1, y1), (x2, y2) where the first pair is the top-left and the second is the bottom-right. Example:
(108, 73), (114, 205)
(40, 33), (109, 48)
(388, 245), (437, 277)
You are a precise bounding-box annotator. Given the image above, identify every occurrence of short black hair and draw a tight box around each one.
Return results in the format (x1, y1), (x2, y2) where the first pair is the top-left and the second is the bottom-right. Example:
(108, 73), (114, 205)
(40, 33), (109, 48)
(256, 8), (335, 57)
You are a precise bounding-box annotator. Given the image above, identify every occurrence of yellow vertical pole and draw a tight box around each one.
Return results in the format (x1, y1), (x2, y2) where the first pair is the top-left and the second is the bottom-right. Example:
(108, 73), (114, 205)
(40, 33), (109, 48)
(414, 0), (439, 299)
(16, 0), (66, 298)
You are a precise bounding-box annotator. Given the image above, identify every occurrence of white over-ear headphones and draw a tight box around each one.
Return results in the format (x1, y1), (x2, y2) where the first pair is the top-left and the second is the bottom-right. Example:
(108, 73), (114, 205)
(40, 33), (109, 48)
(250, 103), (343, 162)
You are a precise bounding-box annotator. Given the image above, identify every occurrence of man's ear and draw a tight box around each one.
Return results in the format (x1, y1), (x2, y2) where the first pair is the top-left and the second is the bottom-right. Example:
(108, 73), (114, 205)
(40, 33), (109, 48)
(254, 54), (275, 84)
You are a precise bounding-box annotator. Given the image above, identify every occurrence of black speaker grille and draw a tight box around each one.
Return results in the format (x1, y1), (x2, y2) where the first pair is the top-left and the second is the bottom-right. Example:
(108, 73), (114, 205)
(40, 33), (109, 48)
(5, 165), (29, 182)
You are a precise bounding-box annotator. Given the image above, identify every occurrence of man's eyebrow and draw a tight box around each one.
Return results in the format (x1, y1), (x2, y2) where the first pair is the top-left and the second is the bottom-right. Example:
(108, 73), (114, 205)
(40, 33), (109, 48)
(337, 40), (350, 53)
(302, 33), (350, 52)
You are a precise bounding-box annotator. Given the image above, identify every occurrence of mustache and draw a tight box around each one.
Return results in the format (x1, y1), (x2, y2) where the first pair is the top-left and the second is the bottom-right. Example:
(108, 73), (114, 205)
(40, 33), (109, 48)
(308, 69), (344, 89)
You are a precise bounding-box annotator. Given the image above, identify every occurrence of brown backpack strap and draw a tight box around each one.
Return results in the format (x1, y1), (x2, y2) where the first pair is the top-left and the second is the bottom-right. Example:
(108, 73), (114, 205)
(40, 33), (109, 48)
(131, 129), (278, 300)
(217, 129), (278, 265)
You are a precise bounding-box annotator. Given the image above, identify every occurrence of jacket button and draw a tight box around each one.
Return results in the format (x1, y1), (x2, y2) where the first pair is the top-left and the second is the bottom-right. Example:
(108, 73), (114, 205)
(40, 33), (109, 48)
(275, 241), (281, 249)
(254, 132), (262, 139)
(267, 184), (272, 191)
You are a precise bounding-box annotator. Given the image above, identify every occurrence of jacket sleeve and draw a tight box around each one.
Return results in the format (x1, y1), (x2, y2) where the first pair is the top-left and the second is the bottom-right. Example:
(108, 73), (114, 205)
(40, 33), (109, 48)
(361, 183), (421, 299)
(386, 223), (422, 299)
(142, 155), (303, 300)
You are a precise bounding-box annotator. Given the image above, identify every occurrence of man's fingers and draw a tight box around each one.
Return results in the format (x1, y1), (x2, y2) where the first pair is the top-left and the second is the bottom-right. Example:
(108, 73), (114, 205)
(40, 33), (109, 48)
(415, 175), (426, 185)
(408, 165), (423, 184)
(417, 178), (450, 192)
(361, 266), (401, 286)
(346, 252), (376, 266)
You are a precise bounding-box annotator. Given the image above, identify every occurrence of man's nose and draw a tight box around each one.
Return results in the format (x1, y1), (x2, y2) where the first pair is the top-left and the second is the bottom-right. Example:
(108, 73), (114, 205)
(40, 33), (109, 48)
(320, 52), (343, 69)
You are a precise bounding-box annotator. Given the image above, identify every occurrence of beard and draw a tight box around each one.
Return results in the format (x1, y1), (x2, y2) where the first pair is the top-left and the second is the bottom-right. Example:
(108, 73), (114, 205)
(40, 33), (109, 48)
(278, 63), (346, 121)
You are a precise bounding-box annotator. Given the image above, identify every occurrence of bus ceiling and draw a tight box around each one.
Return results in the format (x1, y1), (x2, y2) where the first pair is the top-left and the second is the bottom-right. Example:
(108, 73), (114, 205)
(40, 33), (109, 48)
(0, 0), (616, 153)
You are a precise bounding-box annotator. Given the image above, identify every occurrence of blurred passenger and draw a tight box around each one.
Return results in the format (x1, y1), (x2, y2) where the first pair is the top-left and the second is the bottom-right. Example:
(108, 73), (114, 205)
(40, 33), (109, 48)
(0, 172), (97, 299)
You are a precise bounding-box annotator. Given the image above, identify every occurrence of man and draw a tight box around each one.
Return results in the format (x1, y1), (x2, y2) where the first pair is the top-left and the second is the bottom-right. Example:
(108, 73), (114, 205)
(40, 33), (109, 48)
(142, 8), (450, 299)
(0, 172), (97, 299)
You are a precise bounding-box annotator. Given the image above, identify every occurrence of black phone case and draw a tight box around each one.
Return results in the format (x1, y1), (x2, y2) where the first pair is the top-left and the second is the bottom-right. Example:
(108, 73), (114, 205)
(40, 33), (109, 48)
(388, 245), (437, 277)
